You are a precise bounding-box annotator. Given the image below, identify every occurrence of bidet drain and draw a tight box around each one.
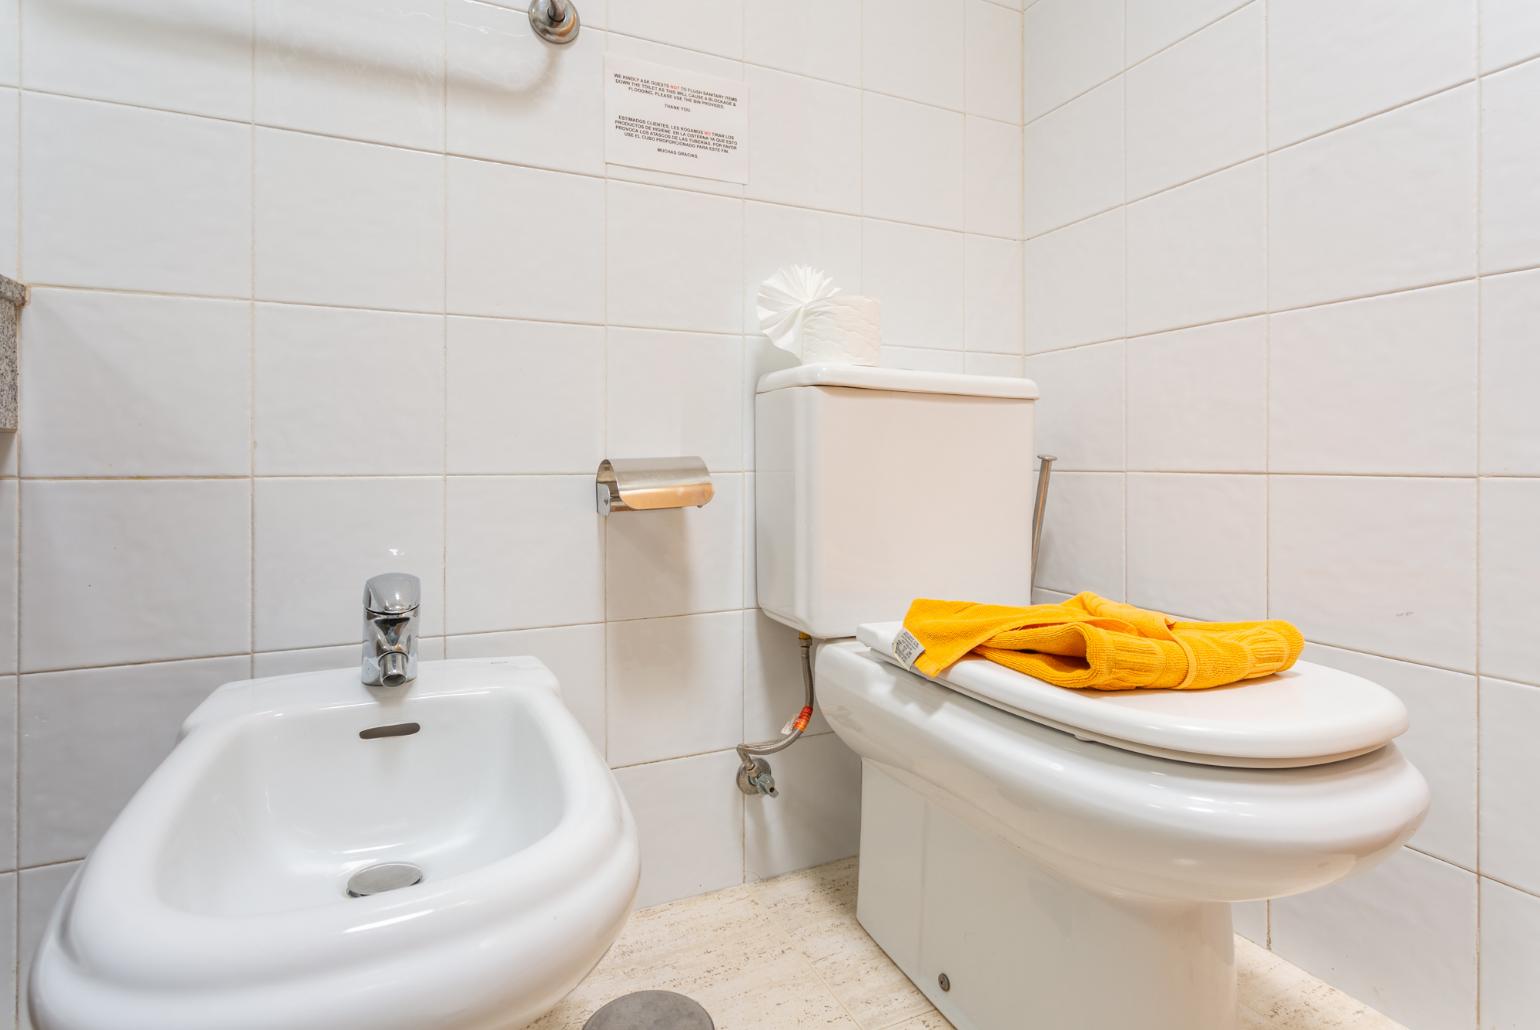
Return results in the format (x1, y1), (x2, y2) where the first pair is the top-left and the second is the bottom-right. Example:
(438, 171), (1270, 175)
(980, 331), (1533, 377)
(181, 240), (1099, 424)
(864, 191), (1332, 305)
(346, 862), (423, 897)
(583, 991), (714, 1030)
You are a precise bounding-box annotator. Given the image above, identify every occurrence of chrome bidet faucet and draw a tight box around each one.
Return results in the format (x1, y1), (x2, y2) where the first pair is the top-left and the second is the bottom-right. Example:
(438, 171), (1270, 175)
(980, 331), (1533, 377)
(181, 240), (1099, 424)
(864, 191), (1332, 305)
(362, 572), (420, 688)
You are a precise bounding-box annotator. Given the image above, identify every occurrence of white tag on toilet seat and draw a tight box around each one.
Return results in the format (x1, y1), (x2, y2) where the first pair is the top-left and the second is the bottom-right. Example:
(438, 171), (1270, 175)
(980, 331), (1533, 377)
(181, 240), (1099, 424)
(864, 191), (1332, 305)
(892, 629), (925, 669)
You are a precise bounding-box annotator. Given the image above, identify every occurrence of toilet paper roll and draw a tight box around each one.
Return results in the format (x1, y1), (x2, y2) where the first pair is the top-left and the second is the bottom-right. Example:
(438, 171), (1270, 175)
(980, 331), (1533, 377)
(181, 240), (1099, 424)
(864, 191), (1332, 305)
(797, 295), (881, 366)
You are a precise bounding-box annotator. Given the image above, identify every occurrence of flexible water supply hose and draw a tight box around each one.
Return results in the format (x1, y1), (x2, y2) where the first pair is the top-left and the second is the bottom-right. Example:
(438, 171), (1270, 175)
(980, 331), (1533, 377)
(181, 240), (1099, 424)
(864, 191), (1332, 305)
(735, 633), (815, 797)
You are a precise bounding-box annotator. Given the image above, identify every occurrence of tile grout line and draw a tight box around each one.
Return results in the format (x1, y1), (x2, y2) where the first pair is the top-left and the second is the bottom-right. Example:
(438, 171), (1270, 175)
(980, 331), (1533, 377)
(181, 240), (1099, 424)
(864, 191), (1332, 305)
(1260, 0), (1272, 947)
(1471, 0), (1485, 1020)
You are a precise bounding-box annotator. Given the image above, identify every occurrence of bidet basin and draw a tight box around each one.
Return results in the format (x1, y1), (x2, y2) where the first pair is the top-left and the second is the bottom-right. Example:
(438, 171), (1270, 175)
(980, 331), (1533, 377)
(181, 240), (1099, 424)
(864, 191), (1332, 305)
(30, 658), (640, 1030)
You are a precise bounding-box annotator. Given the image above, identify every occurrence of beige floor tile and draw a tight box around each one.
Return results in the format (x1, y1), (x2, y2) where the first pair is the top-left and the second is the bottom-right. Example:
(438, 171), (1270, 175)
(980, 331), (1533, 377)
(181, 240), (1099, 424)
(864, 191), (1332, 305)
(1236, 939), (1406, 1030)
(533, 863), (1402, 1030)
(790, 911), (933, 1029)
(753, 855), (860, 932)
(884, 1013), (955, 1030)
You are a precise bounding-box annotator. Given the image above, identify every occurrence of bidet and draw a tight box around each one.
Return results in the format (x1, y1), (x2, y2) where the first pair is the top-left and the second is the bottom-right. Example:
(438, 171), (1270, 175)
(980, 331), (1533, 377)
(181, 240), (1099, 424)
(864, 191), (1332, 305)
(29, 658), (640, 1030)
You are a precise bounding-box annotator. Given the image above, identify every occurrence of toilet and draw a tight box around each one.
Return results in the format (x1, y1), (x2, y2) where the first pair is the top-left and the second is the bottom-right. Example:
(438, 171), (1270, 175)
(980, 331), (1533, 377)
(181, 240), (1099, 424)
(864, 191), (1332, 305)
(754, 365), (1430, 1030)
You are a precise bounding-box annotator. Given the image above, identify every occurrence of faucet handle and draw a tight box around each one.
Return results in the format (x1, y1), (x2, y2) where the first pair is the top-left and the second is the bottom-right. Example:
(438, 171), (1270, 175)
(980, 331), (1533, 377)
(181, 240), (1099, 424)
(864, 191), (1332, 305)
(364, 572), (421, 615)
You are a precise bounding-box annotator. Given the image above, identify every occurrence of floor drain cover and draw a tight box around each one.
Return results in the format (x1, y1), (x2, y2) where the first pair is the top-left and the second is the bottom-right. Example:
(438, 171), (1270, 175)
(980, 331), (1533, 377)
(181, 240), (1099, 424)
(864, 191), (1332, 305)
(583, 990), (714, 1030)
(346, 862), (423, 897)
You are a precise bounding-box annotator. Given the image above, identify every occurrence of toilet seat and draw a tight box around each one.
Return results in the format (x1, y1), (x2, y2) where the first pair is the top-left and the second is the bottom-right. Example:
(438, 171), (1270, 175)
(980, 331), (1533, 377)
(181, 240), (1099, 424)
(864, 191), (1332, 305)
(856, 622), (1409, 768)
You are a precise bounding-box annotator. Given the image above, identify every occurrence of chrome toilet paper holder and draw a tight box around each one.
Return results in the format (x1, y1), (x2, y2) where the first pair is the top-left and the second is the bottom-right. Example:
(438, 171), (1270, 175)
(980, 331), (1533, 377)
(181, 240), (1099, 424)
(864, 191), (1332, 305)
(596, 457), (714, 516)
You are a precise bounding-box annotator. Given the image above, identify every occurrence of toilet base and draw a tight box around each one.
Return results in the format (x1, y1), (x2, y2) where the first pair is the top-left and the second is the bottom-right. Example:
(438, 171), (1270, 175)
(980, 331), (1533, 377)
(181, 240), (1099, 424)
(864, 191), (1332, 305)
(856, 761), (1238, 1030)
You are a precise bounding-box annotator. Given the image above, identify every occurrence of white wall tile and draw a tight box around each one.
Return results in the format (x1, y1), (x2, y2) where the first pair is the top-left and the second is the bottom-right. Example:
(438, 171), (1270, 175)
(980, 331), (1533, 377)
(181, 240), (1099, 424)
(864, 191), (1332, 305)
(606, 474), (744, 621)
(746, 67), (862, 214)
(607, 182), (743, 333)
(1024, 208), (1125, 352)
(1270, 849), (1477, 1030)
(1479, 480), (1540, 685)
(18, 656), (247, 866)
(254, 129), (444, 312)
(1269, 476), (1476, 671)
(743, 0), (861, 85)
(445, 476), (604, 635)
(1023, 0), (1123, 120)
(254, 477), (443, 651)
(862, 220), (966, 350)
(1480, 269), (1540, 475)
(0, 484), (14, 677)
(1126, 316), (1266, 472)
(966, 0), (1022, 123)
(446, 158), (604, 322)
(1480, 878), (1540, 1029)
(1269, 282), (1478, 475)
(1125, 0), (1249, 64)
(22, 0), (252, 119)
(255, 0), (444, 150)
(1126, 474), (1266, 619)
(965, 116), (1023, 238)
(0, 872), (12, 1021)
(863, 93), (966, 230)
(1267, 0), (1475, 148)
(446, 622), (606, 758)
(880, 346), (967, 373)
(446, 317), (604, 474)
(1233, 900), (1267, 945)
(965, 352), (1024, 377)
(1479, 678), (1540, 898)
(1033, 471), (1125, 599)
(0, 88), (15, 278)
(742, 203), (862, 332)
(446, 2), (605, 174)
(964, 235), (1023, 355)
(21, 289), (252, 477)
(743, 611), (828, 740)
(21, 481), (250, 672)
(1024, 341), (1124, 470)
(606, 612), (743, 766)
(744, 732), (861, 880)
(607, 0), (743, 60)
(254, 638), (442, 678)
(1024, 78), (1123, 235)
(1482, 0), (1540, 71)
(19, 862), (76, 1029)
(1479, 58), (1540, 274)
(1126, 159), (1266, 335)
(614, 748), (744, 907)
(0, 0), (15, 85)
(254, 303), (444, 475)
(863, 0), (965, 110)
(606, 328), (744, 474)
(0, 681), (14, 865)
(1269, 87), (1477, 311)
(1125, 3), (1264, 199)
(1305, 644), (1477, 870)
(21, 94), (251, 296)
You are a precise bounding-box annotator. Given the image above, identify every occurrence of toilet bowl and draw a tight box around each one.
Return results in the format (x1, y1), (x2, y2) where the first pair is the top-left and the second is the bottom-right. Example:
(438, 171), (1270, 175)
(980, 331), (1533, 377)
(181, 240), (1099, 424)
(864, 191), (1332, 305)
(817, 637), (1428, 1030)
(752, 364), (1430, 1030)
(29, 658), (639, 1030)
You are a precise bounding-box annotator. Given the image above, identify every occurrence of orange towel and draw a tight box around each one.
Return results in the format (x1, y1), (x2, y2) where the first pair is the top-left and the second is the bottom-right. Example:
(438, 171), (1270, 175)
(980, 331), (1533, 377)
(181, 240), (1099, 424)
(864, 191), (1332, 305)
(901, 592), (1303, 691)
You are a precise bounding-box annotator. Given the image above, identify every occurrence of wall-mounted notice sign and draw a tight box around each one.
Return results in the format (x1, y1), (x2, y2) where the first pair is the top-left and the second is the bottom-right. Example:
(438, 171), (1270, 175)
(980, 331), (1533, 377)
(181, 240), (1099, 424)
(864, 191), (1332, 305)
(604, 55), (748, 184)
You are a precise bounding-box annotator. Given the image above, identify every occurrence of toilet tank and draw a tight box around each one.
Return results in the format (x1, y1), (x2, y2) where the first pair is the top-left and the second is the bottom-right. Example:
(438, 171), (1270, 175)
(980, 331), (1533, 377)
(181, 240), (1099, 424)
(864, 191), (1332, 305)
(755, 364), (1039, 639)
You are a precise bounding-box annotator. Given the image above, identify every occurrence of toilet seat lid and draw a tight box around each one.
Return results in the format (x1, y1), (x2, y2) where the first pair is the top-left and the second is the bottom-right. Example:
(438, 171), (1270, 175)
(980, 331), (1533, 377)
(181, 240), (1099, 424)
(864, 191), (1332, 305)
(856, 622), (1409, 768)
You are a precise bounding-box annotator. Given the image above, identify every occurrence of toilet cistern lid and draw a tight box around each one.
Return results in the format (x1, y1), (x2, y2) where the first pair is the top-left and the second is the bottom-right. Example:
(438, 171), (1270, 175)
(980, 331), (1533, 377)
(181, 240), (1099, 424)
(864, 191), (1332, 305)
(857, 622), (1410, 768)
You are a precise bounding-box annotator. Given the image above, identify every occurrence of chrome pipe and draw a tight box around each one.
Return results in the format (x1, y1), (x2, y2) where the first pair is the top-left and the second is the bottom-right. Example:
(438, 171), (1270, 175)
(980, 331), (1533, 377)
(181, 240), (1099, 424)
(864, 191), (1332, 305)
(735, 634), (816, 798)
(1031, 455), (1056, 590)
(527, 0), (580, 44)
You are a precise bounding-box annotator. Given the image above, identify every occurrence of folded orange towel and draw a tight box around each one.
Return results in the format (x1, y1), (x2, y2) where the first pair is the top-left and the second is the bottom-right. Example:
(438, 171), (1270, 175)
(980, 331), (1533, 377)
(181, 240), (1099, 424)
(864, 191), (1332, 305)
(901, 592), (1304, 691)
